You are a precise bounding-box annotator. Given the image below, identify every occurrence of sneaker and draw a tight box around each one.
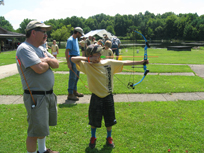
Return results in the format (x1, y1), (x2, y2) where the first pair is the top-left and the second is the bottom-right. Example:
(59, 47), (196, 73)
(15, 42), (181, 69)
(89, 137), (96, 149)
(68, 94), (79, 101)
(74, 92), (84, 97)
(37, 148), (59, 153)
(106, 137), (115, 148)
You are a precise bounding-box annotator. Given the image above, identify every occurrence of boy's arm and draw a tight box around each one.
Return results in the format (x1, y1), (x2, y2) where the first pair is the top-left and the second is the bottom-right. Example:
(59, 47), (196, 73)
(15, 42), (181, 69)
(71, 56), (99, 65)
(71, 56), (87, 66)
(123, 59), (149, 66)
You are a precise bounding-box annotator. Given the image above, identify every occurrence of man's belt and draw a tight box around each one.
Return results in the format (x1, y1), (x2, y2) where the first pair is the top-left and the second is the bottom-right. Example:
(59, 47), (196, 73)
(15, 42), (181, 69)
(24, 90), (53, 95)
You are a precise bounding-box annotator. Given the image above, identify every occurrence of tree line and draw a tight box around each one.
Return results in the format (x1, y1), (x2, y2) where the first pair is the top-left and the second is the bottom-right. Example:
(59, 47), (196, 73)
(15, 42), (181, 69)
(1, 11), (204, 42)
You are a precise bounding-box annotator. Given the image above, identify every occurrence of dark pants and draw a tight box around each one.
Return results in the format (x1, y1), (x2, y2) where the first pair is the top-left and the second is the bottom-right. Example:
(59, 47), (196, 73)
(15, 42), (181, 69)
(68, 57), (79, 94)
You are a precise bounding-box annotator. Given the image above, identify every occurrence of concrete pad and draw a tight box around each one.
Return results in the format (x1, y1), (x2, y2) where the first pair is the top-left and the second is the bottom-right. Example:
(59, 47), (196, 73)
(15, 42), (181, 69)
(162, 92), (202, 101)
(113, 94), (129, 102)
(13, 96), (24, 104)
(58, 95), (91, 105)
(126, 94), (167, 102)
(57, 95), (68, 104)
(159, 73), (194, 76)
(0, 95), (22, 104)
(189, 65), (204, 78)
(147, 73), (158, 75)
(54, 71), (69, 74)
(1, 92), (204, 105)
(0, 63), (18, 79)
(194, 92), (204, 99)
(116, 72), (158, 75)
(75, 95), (91, 104)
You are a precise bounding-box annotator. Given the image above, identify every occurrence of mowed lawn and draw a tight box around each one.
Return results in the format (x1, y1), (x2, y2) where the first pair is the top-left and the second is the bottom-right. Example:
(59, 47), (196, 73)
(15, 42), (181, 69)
(0, 47), (204, 152)
(1, 100), (204, 153)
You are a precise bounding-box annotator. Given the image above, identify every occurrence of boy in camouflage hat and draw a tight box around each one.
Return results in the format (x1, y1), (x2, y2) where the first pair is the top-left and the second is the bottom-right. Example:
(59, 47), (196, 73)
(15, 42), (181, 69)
(71, 44), (149, 149)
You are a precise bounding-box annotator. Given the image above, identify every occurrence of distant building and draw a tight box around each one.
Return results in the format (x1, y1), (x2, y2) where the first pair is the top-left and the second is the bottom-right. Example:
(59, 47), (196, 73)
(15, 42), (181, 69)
(0, 27), (25, 51)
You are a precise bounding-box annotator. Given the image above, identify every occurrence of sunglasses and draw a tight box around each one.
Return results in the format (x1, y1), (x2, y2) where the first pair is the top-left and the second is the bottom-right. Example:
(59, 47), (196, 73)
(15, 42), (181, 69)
(34, 29), (47, 34)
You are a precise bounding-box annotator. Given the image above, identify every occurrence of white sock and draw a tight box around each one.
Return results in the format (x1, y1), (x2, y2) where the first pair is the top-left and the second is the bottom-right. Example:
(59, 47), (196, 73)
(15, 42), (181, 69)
(37, 137), (47, 153)
(27, 151), (37, 153)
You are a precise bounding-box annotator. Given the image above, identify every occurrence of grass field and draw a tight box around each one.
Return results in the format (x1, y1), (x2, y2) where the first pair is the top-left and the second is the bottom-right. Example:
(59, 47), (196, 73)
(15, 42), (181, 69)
(1, 46), (204, 66)
(1, 47), (204, 152)
(1, 47), (204, 95)
(55, 61), (194, 73)
(1, 101), (204, 153)
(1, 73), (204, 95)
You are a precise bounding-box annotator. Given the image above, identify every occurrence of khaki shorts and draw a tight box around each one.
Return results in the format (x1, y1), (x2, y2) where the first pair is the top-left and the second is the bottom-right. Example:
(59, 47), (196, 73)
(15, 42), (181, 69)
(23, 93), (57, 137)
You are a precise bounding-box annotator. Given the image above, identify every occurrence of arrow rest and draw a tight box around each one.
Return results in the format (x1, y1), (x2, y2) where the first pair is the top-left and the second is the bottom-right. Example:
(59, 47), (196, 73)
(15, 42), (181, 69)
(127, 82), (135, 89)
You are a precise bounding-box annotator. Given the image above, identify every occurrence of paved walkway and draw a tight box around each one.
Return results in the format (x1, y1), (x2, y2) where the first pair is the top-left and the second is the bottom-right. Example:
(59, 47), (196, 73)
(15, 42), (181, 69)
(0, 63), (18, 79)
(1, 63), (204, 105)
(1, 92), (204, 105)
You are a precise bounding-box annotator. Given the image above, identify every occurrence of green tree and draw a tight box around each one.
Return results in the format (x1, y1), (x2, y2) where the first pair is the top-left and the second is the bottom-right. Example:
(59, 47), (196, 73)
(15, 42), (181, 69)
(44, 19), (62, 31)
(185, 13), (199, 25)
(0, 16), (14, 32)
(44, 19), (64, 39)
(183, 25), (193, 40)
(106, 26), (115, 35)
(83, 26), (91, 34)
(161, 12), (175, 19)
(144, 11), (155, 19)
(7, 12), (204, 41)
(114, 14), (126, 36)
(85, 18), (97, 30)
(17, 18), (33, 34)
(147, 27), (154, 39)
(196, 18), (204, 40)
(98, 20), (107, 29)
(174, 16), (186, 40)
(198, 24), (204, 40)
(164, 14), (178, 39)
(155, 26), (164, 40)
(51, 25), (73, 48)
(69, 16), (85, 28)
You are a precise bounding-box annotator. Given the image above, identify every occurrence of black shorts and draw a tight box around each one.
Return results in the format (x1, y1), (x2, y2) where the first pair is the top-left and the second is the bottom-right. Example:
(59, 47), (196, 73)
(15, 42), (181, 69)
(89, 93), (117, 128)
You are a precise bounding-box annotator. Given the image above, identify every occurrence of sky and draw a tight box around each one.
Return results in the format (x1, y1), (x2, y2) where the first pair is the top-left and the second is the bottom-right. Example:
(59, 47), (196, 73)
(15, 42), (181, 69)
(0, 0), (204, 30)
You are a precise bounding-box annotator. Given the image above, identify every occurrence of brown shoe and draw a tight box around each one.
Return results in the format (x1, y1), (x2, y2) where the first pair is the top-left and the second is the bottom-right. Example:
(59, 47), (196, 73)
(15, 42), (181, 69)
(68, 94), (79, 101)
(37, 148), (59, 153)
(74, 91), (84, 97)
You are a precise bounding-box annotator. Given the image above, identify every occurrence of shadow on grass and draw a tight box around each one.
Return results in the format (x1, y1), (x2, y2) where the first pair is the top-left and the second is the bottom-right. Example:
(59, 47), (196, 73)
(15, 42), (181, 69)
(58, 99), (80, 108)
(58, 103), (78, 108)
(85, 145), (113, 153)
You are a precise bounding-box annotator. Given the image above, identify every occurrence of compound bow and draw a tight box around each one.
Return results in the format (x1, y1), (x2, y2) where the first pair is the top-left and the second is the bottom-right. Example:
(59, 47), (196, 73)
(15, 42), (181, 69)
(127, 30), (150, 89)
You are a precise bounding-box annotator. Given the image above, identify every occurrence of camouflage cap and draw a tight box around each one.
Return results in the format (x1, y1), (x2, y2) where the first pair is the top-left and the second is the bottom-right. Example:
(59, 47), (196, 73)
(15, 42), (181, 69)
(85, 44), (104, 57)
(25, 20), (52, 32)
